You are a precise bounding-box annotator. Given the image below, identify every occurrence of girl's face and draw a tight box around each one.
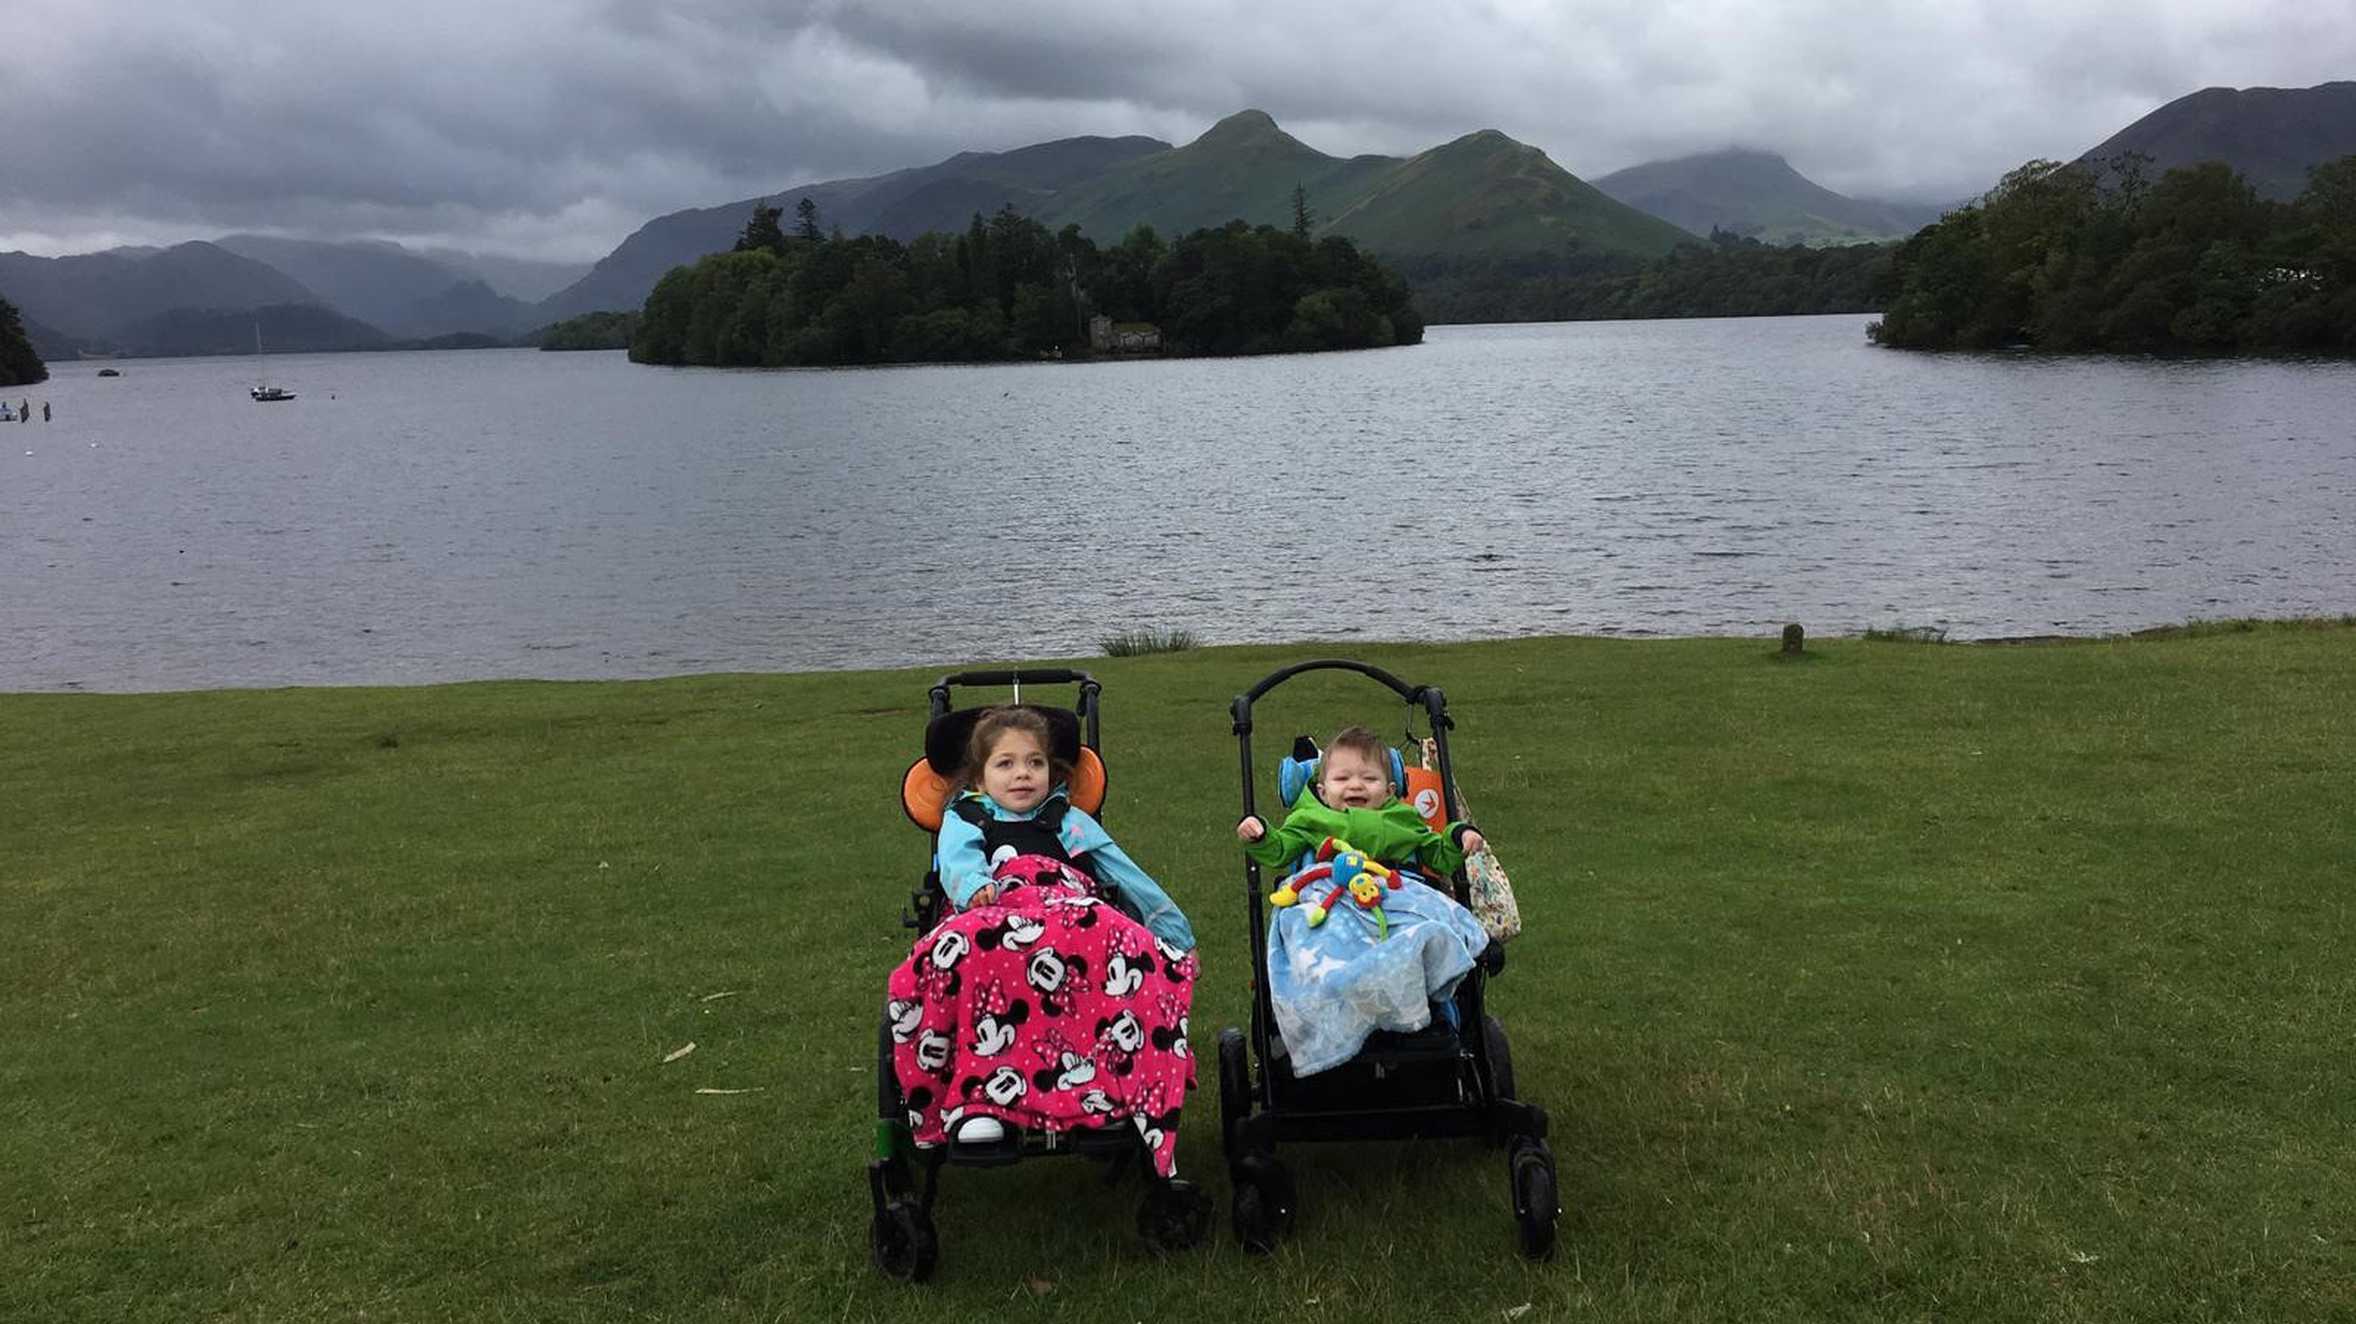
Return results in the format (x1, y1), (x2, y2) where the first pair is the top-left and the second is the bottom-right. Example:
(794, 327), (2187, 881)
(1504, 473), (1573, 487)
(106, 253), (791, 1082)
(1319, 746), (1390, 809)
(980, 729), (1051, 812)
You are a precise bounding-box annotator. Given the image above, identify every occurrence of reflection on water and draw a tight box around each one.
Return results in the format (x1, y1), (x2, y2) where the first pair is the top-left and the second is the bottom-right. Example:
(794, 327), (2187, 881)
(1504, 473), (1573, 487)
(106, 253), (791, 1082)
(4, 318), (2352, 691)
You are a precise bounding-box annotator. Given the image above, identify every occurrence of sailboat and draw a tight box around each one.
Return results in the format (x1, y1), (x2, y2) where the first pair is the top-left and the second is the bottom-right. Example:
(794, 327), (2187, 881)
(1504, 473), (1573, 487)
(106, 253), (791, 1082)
(250, 321), (296, 402)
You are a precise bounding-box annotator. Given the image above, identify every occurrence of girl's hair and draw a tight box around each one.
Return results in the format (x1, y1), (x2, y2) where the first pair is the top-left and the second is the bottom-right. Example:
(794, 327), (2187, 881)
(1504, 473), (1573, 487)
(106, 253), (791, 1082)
(949, 706), (1076, 798)
(1324, 725), (1395, 787)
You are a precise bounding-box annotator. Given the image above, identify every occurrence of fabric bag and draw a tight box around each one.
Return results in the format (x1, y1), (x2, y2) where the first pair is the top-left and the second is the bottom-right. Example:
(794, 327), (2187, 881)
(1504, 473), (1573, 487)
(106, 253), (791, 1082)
(1418, 738), (1522, 943)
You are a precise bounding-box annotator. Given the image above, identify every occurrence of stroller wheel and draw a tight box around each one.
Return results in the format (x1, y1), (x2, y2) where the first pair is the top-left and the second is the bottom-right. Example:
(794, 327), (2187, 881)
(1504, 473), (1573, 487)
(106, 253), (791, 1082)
(1230, 1152), (1295, 1255)
(1508, 1138), (1559, 1261)
(1216, 1026), (1250, 1162)
(870, 1197), (938, 1283)
(1481, 1014), (1517, 1102)
(1137, 1178), (1213, 1254)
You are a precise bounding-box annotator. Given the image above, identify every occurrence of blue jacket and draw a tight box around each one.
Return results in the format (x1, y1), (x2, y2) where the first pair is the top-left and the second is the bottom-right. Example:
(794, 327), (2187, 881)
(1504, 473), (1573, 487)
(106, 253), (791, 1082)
(936, 788), (1196, 952)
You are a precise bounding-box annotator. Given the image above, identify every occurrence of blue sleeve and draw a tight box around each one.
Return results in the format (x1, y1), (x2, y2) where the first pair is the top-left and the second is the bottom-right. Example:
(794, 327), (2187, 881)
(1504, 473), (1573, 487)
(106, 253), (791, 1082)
(1062, 808), (1196, 952)
(935, 808), (992, 907)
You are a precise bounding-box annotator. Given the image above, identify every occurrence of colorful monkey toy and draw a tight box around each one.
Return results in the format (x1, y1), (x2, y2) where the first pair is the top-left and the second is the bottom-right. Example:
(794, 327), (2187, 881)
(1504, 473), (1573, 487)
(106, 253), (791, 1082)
(1268, 837), (1402, 940)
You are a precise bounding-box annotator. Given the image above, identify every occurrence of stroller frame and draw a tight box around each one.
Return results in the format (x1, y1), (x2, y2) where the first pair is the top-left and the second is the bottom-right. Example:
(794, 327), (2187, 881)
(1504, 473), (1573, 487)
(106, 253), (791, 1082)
(1219, 659), (1561, 1257)
(867, 668), (1210, 1283)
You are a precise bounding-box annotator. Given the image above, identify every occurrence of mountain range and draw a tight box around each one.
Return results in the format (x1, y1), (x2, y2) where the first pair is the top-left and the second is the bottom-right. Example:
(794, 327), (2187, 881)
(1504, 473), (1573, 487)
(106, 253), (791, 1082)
(7, 81), (2352, 358)
(1591, 148), (1945, 245)
(1, 240), (588, 360)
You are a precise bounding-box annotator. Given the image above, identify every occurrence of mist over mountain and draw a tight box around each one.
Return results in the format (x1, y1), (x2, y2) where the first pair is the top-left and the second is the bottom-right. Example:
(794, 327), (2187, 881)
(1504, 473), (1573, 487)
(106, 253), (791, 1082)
(2076, 81), (2356, 200)
(0, 242), (319, 341)
(1591, 148), (1944, 245)
(399, 279), (536, 338)
(214, 235), (480, 336)
(413, 248), (591, 304)
(17, 309), (79, 363)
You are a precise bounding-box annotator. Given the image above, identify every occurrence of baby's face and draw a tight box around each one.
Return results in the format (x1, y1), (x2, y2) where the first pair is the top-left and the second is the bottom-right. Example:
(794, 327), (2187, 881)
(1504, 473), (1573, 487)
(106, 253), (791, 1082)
(1318, 747), (1390, 809)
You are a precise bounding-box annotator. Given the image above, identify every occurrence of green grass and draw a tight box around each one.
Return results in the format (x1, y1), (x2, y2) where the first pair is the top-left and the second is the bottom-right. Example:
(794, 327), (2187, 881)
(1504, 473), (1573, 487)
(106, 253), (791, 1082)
(6, 629), (2354, 1322)
(1100, 626), (1200, 657)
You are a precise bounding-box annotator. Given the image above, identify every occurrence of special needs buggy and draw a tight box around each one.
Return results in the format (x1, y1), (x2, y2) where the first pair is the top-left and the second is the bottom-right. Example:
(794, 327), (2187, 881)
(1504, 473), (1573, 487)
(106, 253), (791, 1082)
(868, 669), (1212, 1283)
(1217, 659), (1561, 1258)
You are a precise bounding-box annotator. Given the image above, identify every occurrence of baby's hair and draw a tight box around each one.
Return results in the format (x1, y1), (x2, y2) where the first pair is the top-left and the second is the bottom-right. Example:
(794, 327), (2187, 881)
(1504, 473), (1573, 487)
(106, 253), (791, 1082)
(1324, 725), (1394, 786)
(951, 706), (1075, 798)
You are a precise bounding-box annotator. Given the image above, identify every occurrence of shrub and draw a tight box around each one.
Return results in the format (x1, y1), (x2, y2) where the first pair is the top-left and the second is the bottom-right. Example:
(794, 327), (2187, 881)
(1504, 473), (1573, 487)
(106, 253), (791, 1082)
(1100, 627), (1199, 657)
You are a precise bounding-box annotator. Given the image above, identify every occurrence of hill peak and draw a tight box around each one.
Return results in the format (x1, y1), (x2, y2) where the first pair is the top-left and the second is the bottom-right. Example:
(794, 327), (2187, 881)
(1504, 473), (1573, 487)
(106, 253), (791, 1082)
(1195, 109), (1286, 145)
(1591, 148), (1929, 244)
(1694, 146), (1792, 166)
(1427, 128), (1541, 160)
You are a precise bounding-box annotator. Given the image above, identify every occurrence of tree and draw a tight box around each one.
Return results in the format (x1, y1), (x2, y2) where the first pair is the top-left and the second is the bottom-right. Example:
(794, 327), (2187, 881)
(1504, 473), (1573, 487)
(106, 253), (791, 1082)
(1291, 184), (1313, 241)
(0, 295), (46, 386)
(629, 205), (1424, 366)
(795, 197), (823, 242)
(735, 204), (787, 255)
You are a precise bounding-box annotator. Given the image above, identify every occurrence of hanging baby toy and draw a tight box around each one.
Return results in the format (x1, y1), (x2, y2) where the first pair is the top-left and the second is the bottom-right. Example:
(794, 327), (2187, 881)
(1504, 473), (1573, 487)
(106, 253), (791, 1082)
(1268, 838), (1402, 940)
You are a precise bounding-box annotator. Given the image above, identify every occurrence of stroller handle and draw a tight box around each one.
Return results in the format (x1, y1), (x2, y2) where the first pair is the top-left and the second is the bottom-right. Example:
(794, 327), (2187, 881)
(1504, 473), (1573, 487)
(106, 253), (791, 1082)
(1232, 658), (1431, 713)
(928, 670), (1101, 749)
(934, 667), (1099, 690)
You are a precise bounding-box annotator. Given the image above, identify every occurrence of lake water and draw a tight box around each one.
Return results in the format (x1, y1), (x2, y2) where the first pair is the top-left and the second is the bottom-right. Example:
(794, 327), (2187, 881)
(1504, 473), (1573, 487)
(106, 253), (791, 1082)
(5, 317), (2352, 693)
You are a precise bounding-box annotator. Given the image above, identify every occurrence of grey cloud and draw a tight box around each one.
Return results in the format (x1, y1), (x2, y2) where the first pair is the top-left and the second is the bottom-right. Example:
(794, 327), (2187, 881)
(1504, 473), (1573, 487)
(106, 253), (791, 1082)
(3, 1), (2351, 259)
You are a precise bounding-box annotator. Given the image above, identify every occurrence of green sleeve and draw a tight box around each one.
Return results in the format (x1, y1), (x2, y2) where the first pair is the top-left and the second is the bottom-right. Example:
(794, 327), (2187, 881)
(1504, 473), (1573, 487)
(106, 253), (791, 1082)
(1417, 824), (1470, 877)
(1244, 801), (1334, 870)
(1379, 801), (1467, 876)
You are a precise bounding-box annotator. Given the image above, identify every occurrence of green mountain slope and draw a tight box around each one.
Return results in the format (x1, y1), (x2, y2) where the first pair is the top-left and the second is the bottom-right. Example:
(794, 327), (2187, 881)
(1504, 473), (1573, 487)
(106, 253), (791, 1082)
(1042, 110), (1692, 259)
(1037, 110), (1391, 240)
(544, 110), (1696, 318)
(1327, 129), (1694, 258)
(2077, 81), (2356, 201)
(538, 134), (1168, 319)
(1592, 148), (1939, 244)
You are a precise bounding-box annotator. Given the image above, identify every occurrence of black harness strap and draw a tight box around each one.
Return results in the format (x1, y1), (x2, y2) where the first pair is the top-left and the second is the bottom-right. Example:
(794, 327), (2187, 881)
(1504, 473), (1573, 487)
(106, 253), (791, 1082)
(950, 797), (1076, 867)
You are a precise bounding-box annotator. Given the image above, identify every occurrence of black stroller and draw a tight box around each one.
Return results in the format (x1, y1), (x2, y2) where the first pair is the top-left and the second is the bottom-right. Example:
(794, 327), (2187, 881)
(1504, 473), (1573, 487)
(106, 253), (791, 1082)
(867, 669), (1212, 1282)
(1217, 659), (1561, 1257)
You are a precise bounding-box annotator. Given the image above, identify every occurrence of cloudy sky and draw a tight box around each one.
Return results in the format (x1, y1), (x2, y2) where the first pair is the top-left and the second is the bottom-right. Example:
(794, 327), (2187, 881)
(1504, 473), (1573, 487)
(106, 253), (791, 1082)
(4, 0), (2350, 262)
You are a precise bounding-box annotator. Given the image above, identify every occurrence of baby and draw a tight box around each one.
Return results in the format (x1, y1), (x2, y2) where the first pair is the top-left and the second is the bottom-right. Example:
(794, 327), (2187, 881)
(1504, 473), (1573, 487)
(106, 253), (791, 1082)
(1233, 724), (1497, 1075)
(1236, 724), (1484, 873)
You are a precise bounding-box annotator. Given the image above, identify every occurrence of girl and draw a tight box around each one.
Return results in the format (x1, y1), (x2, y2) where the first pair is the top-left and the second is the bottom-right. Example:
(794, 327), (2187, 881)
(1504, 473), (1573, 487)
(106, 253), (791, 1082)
(884, 706), (1198, 1177)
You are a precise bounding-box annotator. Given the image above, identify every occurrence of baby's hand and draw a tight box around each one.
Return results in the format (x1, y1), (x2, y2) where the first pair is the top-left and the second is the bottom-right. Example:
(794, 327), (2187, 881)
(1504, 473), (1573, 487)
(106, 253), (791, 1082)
(1236, 816), (1266, 842)
(966, 885), (997, 908)
(1460, 829), (1486, 857)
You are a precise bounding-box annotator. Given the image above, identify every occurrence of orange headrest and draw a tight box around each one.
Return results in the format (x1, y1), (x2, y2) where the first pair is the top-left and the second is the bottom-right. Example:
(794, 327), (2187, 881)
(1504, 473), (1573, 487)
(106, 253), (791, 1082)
(901, 746), (1106, 831)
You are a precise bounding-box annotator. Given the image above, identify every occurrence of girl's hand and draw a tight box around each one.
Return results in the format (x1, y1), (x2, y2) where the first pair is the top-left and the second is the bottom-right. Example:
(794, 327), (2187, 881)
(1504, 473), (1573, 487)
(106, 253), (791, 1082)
(967, 885), (997, 908)
(1461, 830), (1486, 857)
(1235, 816), (1265, 842)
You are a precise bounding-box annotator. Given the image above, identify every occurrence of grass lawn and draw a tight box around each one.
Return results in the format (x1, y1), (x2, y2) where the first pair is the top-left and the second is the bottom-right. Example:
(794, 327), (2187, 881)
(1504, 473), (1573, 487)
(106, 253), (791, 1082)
(5, 626), (2352, 1322)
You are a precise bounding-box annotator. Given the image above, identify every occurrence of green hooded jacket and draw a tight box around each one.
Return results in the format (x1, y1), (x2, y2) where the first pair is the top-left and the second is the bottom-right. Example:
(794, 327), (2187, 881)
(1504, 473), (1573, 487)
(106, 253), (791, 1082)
(1244, 796), (1472, 877)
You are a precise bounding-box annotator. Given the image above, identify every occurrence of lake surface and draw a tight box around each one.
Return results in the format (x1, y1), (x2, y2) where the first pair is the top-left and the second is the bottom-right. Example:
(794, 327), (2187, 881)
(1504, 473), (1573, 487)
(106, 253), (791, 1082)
(5, 318), (2352, 692)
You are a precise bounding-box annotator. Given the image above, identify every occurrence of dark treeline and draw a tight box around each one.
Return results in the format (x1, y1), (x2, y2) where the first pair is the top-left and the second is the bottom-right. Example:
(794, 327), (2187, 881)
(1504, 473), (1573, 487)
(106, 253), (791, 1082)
(1, 295), (47, 386)
(1398, 235), (1894, 325)
(536, 310), (640, 350)
(630, 202), (1422, 366)
(1871, 154), (2356, 353)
